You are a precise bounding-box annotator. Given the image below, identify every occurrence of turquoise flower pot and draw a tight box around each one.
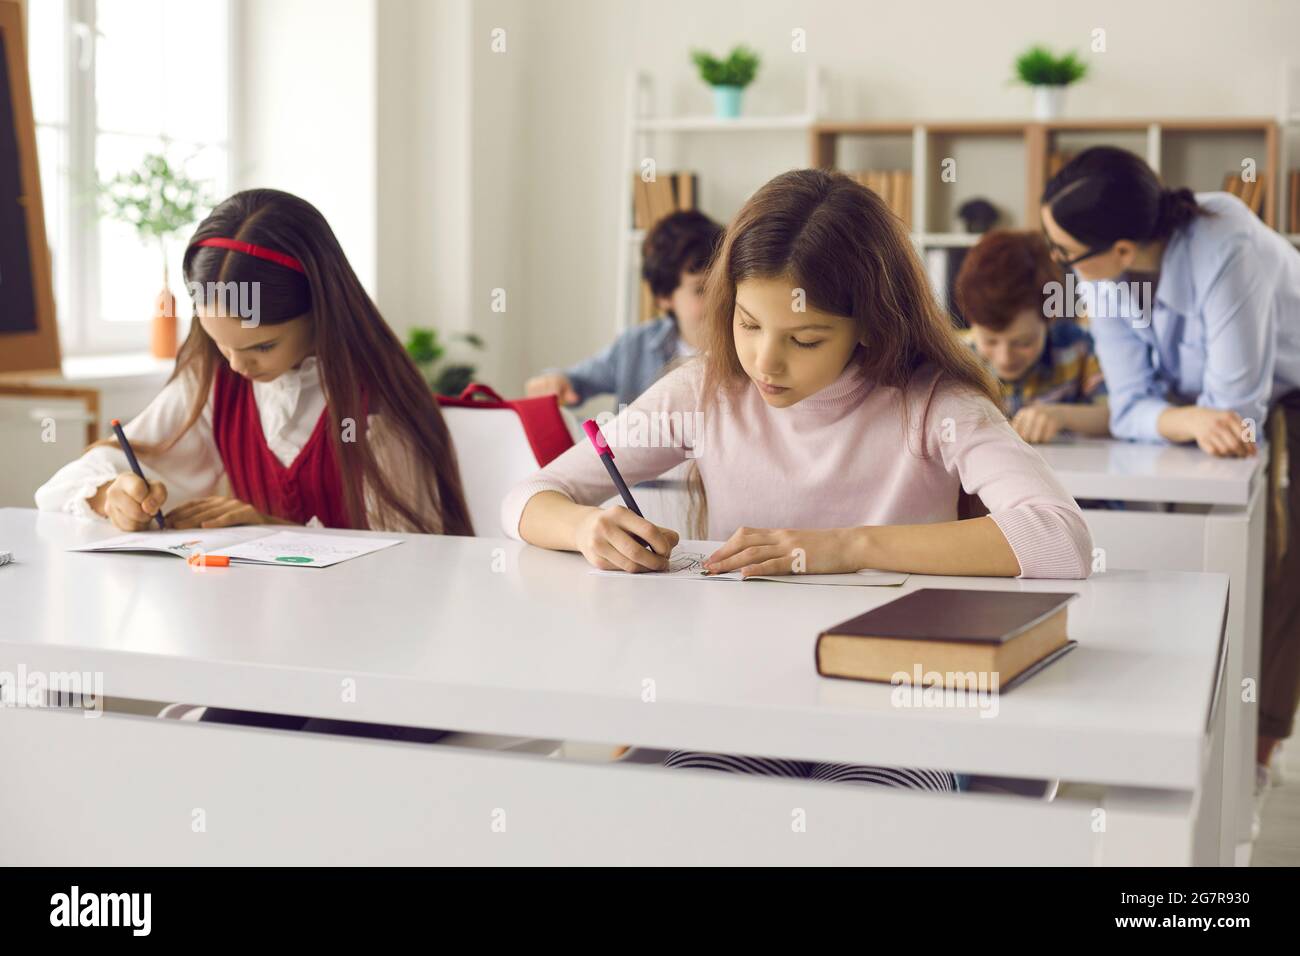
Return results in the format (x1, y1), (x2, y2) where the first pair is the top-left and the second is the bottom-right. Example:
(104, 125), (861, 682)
(712, 85), (743, 119)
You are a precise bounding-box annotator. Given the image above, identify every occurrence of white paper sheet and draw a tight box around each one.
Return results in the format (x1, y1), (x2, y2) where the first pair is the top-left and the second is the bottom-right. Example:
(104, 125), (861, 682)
(71, 527), (401, 568)
(590, 539), (908, 586)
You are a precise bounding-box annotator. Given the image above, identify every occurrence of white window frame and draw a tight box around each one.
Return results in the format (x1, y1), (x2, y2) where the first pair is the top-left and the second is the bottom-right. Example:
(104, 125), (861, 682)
(30, 0), (239, 356)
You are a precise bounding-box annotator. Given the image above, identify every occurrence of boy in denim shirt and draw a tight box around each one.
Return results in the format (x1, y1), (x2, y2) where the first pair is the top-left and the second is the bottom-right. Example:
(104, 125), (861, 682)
(526, 211), (723, 408)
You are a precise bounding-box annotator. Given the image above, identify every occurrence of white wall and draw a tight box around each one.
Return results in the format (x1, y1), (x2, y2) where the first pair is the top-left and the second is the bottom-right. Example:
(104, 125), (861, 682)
(242, 0), (1300, 395)
(498, 0), (1300, 397)
(234, 0), (377, 294)
(376, 0), (472, 346)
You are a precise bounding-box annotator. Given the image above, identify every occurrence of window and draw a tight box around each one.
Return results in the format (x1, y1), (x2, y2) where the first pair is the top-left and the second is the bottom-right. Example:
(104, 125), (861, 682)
(29, 0), (232, 354)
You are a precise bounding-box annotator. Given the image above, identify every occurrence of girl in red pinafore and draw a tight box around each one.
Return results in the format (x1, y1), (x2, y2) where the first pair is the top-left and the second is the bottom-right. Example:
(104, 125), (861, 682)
(36, 189), (473, 740)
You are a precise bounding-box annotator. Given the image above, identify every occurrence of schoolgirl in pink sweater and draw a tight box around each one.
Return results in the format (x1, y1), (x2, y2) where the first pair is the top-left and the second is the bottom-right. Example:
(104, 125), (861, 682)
(502, 169), (1092, 792)
(504, 169), (1091, 583)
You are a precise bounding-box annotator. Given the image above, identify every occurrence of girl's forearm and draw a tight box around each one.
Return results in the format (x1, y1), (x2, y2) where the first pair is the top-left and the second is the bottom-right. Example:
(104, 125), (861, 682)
(517, 490), (598, 551)
(1049, 403), (1110, 436)
(849, 516), (1021, 577)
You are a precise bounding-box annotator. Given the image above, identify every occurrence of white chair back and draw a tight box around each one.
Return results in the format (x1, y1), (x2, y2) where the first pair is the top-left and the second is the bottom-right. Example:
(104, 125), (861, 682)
(441, 405), (556, 537)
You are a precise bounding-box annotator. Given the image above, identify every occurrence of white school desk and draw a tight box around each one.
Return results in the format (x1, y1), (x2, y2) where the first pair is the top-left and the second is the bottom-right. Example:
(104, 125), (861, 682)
(635, 438), (1267, 865)
(0, 508), (1227, 866)
(1035, 437), (1267, 867)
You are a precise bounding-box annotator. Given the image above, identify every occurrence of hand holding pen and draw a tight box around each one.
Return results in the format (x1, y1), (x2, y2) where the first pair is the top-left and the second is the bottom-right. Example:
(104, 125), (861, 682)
(577, 419), (678, 572)
(107, 418), (167, 530)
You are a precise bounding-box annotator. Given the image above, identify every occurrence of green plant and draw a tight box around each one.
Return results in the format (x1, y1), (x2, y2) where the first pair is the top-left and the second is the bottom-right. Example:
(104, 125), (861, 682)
(1013, 46), (1088, 86)
(691, 45), (761, 88)
(98, 151), (211, 279)
(404, 327), (486, 396)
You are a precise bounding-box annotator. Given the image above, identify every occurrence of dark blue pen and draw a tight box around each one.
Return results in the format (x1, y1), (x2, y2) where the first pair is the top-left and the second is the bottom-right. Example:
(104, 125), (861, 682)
(111, 418), (165, 529)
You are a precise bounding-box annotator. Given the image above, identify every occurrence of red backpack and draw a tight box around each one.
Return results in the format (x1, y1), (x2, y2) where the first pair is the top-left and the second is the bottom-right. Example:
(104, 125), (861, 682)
(435, 383), (574, 467)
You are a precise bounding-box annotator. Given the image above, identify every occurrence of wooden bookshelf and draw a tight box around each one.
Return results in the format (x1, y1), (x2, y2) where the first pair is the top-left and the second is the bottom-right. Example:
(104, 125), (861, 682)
(810, 117), (1283, 235)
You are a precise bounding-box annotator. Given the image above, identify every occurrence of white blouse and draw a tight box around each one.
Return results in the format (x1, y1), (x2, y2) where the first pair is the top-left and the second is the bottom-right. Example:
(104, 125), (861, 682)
(34, 356), (445, 533)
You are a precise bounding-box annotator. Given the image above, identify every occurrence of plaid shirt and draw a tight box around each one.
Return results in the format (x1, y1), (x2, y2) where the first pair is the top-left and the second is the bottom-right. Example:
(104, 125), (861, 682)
(963, 320), (1107, 418)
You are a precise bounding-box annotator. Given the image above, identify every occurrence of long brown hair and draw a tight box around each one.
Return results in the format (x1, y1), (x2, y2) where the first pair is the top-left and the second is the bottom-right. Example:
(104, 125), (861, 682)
(689, 169), (998, 534)
(144, 189), (473, 535)
(702, 168), (998, 408)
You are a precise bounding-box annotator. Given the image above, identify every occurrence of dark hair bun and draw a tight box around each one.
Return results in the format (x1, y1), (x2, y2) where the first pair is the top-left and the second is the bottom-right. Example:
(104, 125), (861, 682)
(1156, 187), (1201, 237)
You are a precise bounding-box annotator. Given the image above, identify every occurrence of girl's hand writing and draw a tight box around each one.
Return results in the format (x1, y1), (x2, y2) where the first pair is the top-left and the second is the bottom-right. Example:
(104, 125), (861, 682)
(574, 506), (678, 573)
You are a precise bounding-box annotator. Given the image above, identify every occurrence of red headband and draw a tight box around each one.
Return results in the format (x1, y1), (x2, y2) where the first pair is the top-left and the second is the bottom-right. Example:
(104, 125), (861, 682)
(193, 237), (306, 274)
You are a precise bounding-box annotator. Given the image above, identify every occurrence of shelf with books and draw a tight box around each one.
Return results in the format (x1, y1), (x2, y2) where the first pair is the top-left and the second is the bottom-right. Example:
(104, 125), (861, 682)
(813, 117), (1286, 248)
(1035, 120), (1280, 228)
(615, 67), (825, 332)
(1161, 127), (1276, 224)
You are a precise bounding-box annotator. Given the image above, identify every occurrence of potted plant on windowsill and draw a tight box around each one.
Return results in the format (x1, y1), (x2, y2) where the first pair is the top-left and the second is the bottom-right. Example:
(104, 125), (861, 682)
(404, 327), (486, 396)
(98, 151), (210, 359)
(691, 45), (761, 119)
(1013, 45), (1088, 120)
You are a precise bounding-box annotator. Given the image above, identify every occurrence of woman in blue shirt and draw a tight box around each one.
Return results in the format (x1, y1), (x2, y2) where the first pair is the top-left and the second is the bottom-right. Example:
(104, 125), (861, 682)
(1039, 146), (1300, 816)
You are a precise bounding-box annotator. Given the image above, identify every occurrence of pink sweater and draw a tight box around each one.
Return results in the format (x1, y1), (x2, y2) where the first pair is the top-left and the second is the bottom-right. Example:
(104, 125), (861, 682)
(501, 358), (1093, 579)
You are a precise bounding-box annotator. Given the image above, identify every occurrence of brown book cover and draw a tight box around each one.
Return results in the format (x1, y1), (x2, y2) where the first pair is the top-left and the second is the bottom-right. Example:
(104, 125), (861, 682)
(632, 175), (650, 231)
(1239, 177), (1258, 211)
(646, 175), (676, 225)
(815, 588), (1077, 690)
(1284, 171), (1294, 234)
(1252, 174), (1267, 217)
(675, 171), (697, 211)
(896, 170), (913, 230)
(638, 279), (655, 322)
(1223, 172), (1244, 198)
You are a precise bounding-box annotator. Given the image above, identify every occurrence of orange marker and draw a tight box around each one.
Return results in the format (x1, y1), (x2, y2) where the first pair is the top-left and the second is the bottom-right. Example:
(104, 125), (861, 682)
(187, 553), (230, 568)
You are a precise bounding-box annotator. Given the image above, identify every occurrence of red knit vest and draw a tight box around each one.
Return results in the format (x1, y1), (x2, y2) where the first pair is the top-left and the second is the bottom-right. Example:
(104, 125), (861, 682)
(211, 364), (354, 528)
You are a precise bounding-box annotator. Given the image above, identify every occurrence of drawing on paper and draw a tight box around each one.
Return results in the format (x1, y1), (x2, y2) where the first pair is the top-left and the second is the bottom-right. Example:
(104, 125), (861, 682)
(666, 550), (707, 574)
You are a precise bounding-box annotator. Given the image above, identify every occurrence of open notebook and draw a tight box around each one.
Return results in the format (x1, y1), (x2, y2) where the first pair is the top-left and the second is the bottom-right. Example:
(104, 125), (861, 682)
(71, 527), (401, 568)
(592, 539), (908, 587)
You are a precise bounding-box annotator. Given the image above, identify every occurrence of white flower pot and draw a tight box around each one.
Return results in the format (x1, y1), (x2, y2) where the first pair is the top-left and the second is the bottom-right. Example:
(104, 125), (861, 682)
(1033, 85), (1066, 120)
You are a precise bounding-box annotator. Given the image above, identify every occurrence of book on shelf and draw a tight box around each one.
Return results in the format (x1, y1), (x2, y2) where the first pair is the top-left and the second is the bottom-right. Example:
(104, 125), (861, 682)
(632, 170), (700, 320)
(1047, 151), (1074, 179)
(1222, 171), (1267, 218)
(631, 170), (699, 230)
(1290, 170), (1300, 233)
(1289, 170), (1300, 234)
(846, 169), (913, 230)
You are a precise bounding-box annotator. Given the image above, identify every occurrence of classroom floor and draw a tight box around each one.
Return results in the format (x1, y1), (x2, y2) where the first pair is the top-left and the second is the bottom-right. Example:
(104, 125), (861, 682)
(1253, 733), (1300, 866)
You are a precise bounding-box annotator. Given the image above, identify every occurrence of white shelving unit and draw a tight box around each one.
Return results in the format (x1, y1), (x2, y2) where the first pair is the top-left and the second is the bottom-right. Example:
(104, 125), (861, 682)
(614, 66), (824, 334)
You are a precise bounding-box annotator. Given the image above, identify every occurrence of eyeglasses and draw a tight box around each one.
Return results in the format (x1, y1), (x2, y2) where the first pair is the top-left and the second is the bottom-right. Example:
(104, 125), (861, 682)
(1043, 230), (1112, 267)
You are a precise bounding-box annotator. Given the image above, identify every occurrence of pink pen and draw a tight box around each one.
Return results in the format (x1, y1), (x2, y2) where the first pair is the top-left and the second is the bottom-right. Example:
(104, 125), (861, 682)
(582, 419), (654, 551)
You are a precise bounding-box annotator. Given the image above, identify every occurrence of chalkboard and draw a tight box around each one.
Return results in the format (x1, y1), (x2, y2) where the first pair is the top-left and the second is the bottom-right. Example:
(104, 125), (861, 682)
(0, 0), (59, 373)
(0, 30), (36, 335)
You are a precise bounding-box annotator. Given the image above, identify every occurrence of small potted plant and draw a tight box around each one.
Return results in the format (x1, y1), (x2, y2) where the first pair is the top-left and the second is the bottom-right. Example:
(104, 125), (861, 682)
(1013, 45), (1088, 120)
(404, 327), (486, 396)
(691, 45), (761, 119)
(99, 151), (210, 358)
